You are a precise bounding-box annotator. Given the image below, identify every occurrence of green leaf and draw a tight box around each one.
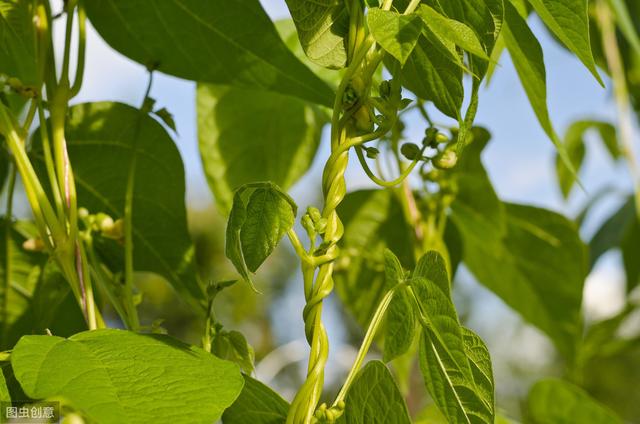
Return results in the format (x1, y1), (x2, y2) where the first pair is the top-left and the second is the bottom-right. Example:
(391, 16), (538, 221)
(413, 251), (494, 424)
(528, 0), (602, 84)
(621, 215), (640, 293)
(395, 34), (464, 118)
(197, 84), (324, 214)
(457, 203), (587, 359)
(226, 182), (297, 289)
(527, 379), (623, 424)
(0, 363), (9, 402)
(367, 9), (423, 65)
(423, 0), (503, 76)
(32, 102), (205, 309)
(416, 5), (490, 60)
(0, 0), (36, 85)
(334, 189), (414, 328)
(450, 127), (507, 249)
(284, 0), (348, 69)
(12, 329), (243, 423)
(555, 120), (618, 198)
(382, 250), (415, 362)
(589, 196), (635, 268)
(502, 1), (575, 174)
(84, 0), (334, 106)
(339, 361), (411, 424)
(212, 329), (255, 374)
(222, 374), (289, 424)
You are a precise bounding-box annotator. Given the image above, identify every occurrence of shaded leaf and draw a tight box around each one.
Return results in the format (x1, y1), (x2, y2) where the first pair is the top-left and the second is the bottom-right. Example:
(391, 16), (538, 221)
(32, 102), (205, 309)
(284, 0), (348, 69)
(222, 374), (289, 424)
(382, 250), (414, 362)
(212, 329), (255, 374)
(197, 84), (324, 214)
(458, 202), (587, 359)
(0, 0), (36, 85)
(84, 0), (334, 106)
(528, 379), (622, 424)
(589, 196), (635, 268)
(334, 189), (414, 328)
(12, 329), (243, 423)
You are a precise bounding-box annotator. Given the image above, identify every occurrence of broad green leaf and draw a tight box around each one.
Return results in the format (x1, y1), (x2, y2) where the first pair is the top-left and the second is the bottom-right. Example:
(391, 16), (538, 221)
(556, 120), (618, 198)
(382, 250), (415, 362)
(413, 251), (494, 424)
(197, 84), (324, 214)
(222, 375), (289, 424)
(458, 203), (587, 359)
(338, 361), (411, 424)
(396, 34), (464, 118)
(284, 0), (348, 69)
(334, 189), (414, 328)
(589, 196), (635, 268)
(0, 362), (8, 402)
(367, 9), (423, 65)
(502, 1), (574, 173)
(416, 5), (490, 60)
(226, 182), (296, 288)
(621, 215), (640, 292)
(0, 0), (36, 85)
(528, 379), (623, 424)
(212, 329), (255, 374)
(12, 329), (243, 423)
(423, 0), (503, 76)
(528, 0), (602, 84)
(450, 127), (506, 249)
(32, 102), (205, 309)
(84, 0), (334, 106)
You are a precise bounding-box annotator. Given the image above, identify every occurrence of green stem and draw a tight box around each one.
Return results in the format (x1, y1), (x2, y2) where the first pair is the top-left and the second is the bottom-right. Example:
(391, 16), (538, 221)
(332, 286), (398, 407)
(1, 167), (17, 348)
(69, 0), (86, 98)
(597, 0), (640, 218)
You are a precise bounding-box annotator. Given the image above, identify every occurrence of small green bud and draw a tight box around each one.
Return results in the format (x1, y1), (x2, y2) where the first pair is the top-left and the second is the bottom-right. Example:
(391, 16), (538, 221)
(307, 206), (322, 223)
(315, 218), (327, 234)
(302, 214), (315, 234)
(22, 238), (45, 252)
(434, 149), (458, 169)
(400, 143), (421, 160)
(435, 133), (449, 144)
(364, 146), (380, 159)
(379, 80), (391, 99)
(78, 207), (89, 219)
(342, 85), (358, 109)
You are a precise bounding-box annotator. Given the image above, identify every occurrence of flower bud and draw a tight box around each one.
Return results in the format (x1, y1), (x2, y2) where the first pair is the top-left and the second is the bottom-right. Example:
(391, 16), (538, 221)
(434, 149), (458, 169)
(400, 143), (421, 160)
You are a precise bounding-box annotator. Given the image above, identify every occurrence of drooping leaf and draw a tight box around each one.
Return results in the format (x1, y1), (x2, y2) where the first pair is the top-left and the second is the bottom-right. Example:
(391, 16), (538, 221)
(338, 361), (411, 424)
(413, 251), (494, 424)
(382, 250), (415, 362)
(555, 120), (618, 198)
(457, 202), (587, 359)
(225, 182), (296, 289)
(84, 0), (334, 106)
(222, 374), (289, 424)
(367, 8), (423, 65)
(502, 1), (574, 173)
(609, 0), (640, 57)
(334, 189), (414, 328)
(212, 329), (255, 374)
(527, 379), (623, 424)
(283, 0), (349, 69)
(31, 102), (206, 309)
(528, 0), (602, 84)
(395, 33), (464, 118)
(12, 329), (244, 424)
(416, 5), (490, 60)
(197, 83), (324, 214)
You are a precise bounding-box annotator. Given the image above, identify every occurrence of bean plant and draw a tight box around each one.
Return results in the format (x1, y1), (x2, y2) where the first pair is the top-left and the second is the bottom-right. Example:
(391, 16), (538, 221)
(0, 0), (638, 423)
